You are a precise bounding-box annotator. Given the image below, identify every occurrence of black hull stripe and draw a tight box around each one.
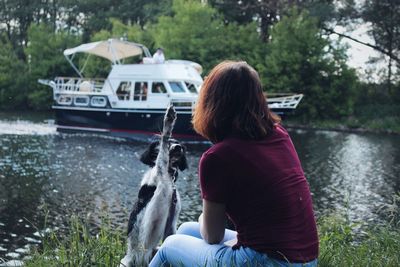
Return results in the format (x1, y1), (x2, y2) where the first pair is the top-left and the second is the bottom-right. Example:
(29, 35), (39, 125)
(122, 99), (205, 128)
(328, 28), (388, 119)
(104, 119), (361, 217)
(57, 124), (205, 140)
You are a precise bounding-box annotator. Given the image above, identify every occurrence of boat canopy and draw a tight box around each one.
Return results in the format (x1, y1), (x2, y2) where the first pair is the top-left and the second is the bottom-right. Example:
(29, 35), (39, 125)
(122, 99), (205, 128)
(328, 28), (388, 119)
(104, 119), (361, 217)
(64, 39), (151, 62)
(63, 39), (152, 77)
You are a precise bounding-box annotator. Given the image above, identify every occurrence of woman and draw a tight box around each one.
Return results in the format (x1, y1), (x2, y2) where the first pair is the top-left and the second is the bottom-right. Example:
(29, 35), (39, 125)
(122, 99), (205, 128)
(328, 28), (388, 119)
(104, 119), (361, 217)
(150, 61), (319, 266)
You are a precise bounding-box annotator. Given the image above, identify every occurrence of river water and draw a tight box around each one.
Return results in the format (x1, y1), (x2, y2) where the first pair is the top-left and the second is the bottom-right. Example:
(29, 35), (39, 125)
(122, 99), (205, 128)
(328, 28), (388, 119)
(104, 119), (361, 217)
(0, 112), (399, 260)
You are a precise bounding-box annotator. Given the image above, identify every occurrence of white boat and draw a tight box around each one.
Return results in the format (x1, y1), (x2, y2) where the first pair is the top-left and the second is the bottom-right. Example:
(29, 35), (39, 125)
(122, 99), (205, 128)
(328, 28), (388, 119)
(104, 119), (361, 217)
(39, 39), (303, 142)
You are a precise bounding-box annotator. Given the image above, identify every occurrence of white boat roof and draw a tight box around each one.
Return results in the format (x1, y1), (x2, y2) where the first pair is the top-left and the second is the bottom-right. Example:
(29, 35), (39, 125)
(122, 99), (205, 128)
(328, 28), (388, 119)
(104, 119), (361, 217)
(63, 39), (150, 62)
(108, 62), (203, 83)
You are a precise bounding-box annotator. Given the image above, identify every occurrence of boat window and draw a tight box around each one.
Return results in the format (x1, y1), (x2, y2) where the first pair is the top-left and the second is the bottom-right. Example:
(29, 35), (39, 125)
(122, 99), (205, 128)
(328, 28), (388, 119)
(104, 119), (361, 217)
(116, 81), (132, 101)
(57, 95), (73, 105)
(169, 82), (186, 93)
(91, 96), (107, 107)
(134, 82), (148, 101)
(151, 82), (167, 94)
(74, 96), (90, 106)
(185, 82), (198, 94)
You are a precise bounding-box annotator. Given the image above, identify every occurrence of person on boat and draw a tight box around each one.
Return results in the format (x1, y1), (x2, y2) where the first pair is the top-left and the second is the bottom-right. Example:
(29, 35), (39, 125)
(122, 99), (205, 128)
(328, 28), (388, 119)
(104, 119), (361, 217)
(152, 48), (165, 63)
(141, 82), (148, 101)
(149, 61), (319, 266)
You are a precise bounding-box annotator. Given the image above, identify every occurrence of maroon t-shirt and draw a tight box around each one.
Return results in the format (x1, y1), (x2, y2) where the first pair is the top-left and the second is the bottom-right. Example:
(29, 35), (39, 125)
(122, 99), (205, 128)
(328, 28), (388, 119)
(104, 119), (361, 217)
(199, 125), (319, 262)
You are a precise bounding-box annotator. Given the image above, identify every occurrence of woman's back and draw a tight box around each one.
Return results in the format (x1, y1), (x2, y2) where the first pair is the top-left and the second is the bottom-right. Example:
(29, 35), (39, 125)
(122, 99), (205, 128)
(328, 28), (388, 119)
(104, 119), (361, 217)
(200, 124), (319, 262)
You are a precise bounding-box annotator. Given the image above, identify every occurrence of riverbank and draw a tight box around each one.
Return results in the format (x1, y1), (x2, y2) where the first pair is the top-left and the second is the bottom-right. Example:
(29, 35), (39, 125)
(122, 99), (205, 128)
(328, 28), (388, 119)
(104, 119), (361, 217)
(284, 103), (400, 135)
(1, 214), (398, 267)
(284, 119), (400, 135)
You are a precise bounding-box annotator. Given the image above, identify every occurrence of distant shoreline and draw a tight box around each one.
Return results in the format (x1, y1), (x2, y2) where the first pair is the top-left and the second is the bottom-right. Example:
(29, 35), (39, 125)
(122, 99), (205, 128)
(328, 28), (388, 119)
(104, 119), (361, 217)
(283, 122), (400, 135)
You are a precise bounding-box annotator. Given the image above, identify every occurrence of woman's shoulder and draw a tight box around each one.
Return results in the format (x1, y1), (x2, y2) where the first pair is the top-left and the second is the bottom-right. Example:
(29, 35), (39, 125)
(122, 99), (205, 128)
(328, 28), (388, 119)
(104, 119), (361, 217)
(203, 141), (229, 157)
(274, 123), (287, 132)
(202, 139), (239, 163)
(204, 125), (290, 155)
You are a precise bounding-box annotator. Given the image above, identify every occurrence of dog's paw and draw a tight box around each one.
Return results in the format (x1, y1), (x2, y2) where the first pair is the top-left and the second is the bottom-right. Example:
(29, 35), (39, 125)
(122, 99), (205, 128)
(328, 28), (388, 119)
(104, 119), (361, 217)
(164, 105), (177, 125)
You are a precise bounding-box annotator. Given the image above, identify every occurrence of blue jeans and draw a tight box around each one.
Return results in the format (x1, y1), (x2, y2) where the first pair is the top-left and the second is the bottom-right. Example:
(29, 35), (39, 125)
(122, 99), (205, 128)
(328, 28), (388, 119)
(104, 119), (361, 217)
(149, 222), (318, 267)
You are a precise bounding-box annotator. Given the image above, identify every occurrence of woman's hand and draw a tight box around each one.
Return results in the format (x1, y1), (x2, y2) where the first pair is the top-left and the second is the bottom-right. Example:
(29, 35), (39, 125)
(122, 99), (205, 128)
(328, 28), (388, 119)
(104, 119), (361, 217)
(224, 237), (237, 247)
(198, 213), (203, 223)
(199, 199), (226, 244)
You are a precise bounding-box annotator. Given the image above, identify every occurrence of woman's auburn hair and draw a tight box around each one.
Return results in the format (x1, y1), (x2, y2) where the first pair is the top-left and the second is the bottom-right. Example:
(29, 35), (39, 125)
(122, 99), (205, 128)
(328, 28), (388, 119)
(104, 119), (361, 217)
(192, 61), (281, 143)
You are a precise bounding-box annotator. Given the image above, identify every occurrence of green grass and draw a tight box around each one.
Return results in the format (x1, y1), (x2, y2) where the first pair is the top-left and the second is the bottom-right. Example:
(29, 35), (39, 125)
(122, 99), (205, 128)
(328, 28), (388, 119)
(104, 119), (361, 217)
(15, 216), (399, 267)
(318, 194), (400, 266)
(23, 216), (126, 267)
(318, 215), (400, 266)
(5, 193), (400, 267)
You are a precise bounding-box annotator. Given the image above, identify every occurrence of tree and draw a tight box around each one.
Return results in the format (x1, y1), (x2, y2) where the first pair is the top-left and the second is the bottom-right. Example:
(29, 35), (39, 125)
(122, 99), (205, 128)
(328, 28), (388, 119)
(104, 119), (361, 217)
(263, 9), (358, 119)
(24, 23), (80, 109)
(209, 0), (282, 41)
(362, 0), (400, 93)
(74, 0), (174, 41)
(0, 0), (43, 58)
(208, 0), (338, 41)
(151, 0), (265, 73)
(0, 34), (28, 109)
(112, 0), (173, 26)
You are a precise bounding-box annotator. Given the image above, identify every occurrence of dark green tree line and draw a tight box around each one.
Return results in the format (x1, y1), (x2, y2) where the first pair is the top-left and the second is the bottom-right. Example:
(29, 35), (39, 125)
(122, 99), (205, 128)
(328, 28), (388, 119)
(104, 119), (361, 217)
(0, 0), (398, 125)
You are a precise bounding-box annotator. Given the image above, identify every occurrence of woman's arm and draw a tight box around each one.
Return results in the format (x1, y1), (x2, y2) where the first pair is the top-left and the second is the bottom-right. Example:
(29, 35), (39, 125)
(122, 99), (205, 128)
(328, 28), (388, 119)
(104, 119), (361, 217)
(199, 199), (226, 244)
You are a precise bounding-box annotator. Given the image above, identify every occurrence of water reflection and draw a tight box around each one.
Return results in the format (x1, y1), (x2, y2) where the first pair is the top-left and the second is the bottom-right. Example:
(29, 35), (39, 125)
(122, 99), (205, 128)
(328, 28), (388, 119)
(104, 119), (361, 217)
(0, 118), (399, 260)
(291, 130), (400, 223)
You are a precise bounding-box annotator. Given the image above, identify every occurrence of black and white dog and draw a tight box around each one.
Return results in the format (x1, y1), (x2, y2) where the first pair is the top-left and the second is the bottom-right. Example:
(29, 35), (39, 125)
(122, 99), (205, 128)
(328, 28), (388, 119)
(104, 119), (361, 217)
(120, 106), (188, 267)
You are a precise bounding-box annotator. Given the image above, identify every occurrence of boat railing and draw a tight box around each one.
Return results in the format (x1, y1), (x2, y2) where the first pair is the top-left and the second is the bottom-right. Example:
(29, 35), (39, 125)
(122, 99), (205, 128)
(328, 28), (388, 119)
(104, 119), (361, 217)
(54, 77), (106, 94)
(267, 94), (304, 109)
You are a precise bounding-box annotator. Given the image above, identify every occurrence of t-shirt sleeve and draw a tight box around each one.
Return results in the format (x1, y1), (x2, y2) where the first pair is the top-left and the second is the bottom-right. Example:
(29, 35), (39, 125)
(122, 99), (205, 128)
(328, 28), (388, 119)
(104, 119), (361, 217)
(199, 151), (229, 203)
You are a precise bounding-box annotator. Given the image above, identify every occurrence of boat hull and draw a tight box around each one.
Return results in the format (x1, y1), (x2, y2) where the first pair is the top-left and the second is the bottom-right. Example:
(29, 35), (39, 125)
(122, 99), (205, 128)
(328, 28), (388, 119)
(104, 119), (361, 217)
(54, 107), (205, 142)
(53, 105), (291, 143)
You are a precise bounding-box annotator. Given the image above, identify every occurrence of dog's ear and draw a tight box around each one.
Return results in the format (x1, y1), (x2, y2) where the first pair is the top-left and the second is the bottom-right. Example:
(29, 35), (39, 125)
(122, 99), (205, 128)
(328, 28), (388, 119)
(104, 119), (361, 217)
(140, 141), (159, 166)
(178, 146), (188, 171)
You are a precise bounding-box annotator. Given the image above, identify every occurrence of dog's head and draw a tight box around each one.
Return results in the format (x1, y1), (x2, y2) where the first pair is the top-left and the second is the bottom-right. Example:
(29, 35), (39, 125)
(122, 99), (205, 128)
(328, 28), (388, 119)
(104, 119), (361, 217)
(140, 138), (188, 173)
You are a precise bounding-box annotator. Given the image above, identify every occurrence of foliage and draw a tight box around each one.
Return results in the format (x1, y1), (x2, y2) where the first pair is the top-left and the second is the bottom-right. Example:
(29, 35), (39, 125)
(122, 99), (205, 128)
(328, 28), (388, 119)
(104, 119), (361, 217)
(208, 0), (338, 41)
(151, 0), (223, 72)
(24, 23), (80, 110)
(263, 9), (358, 119)
(112, 0), (173, 27)
(0, 0), (47, 58)
(362, 0), (400, 88)
(0, 35), (28, 109)
(151, 0), (265, 74)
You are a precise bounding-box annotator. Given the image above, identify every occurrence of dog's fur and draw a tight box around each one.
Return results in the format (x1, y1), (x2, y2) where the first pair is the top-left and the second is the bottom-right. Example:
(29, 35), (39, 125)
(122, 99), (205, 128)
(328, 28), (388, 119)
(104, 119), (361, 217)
(120, 106), (187, 267)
